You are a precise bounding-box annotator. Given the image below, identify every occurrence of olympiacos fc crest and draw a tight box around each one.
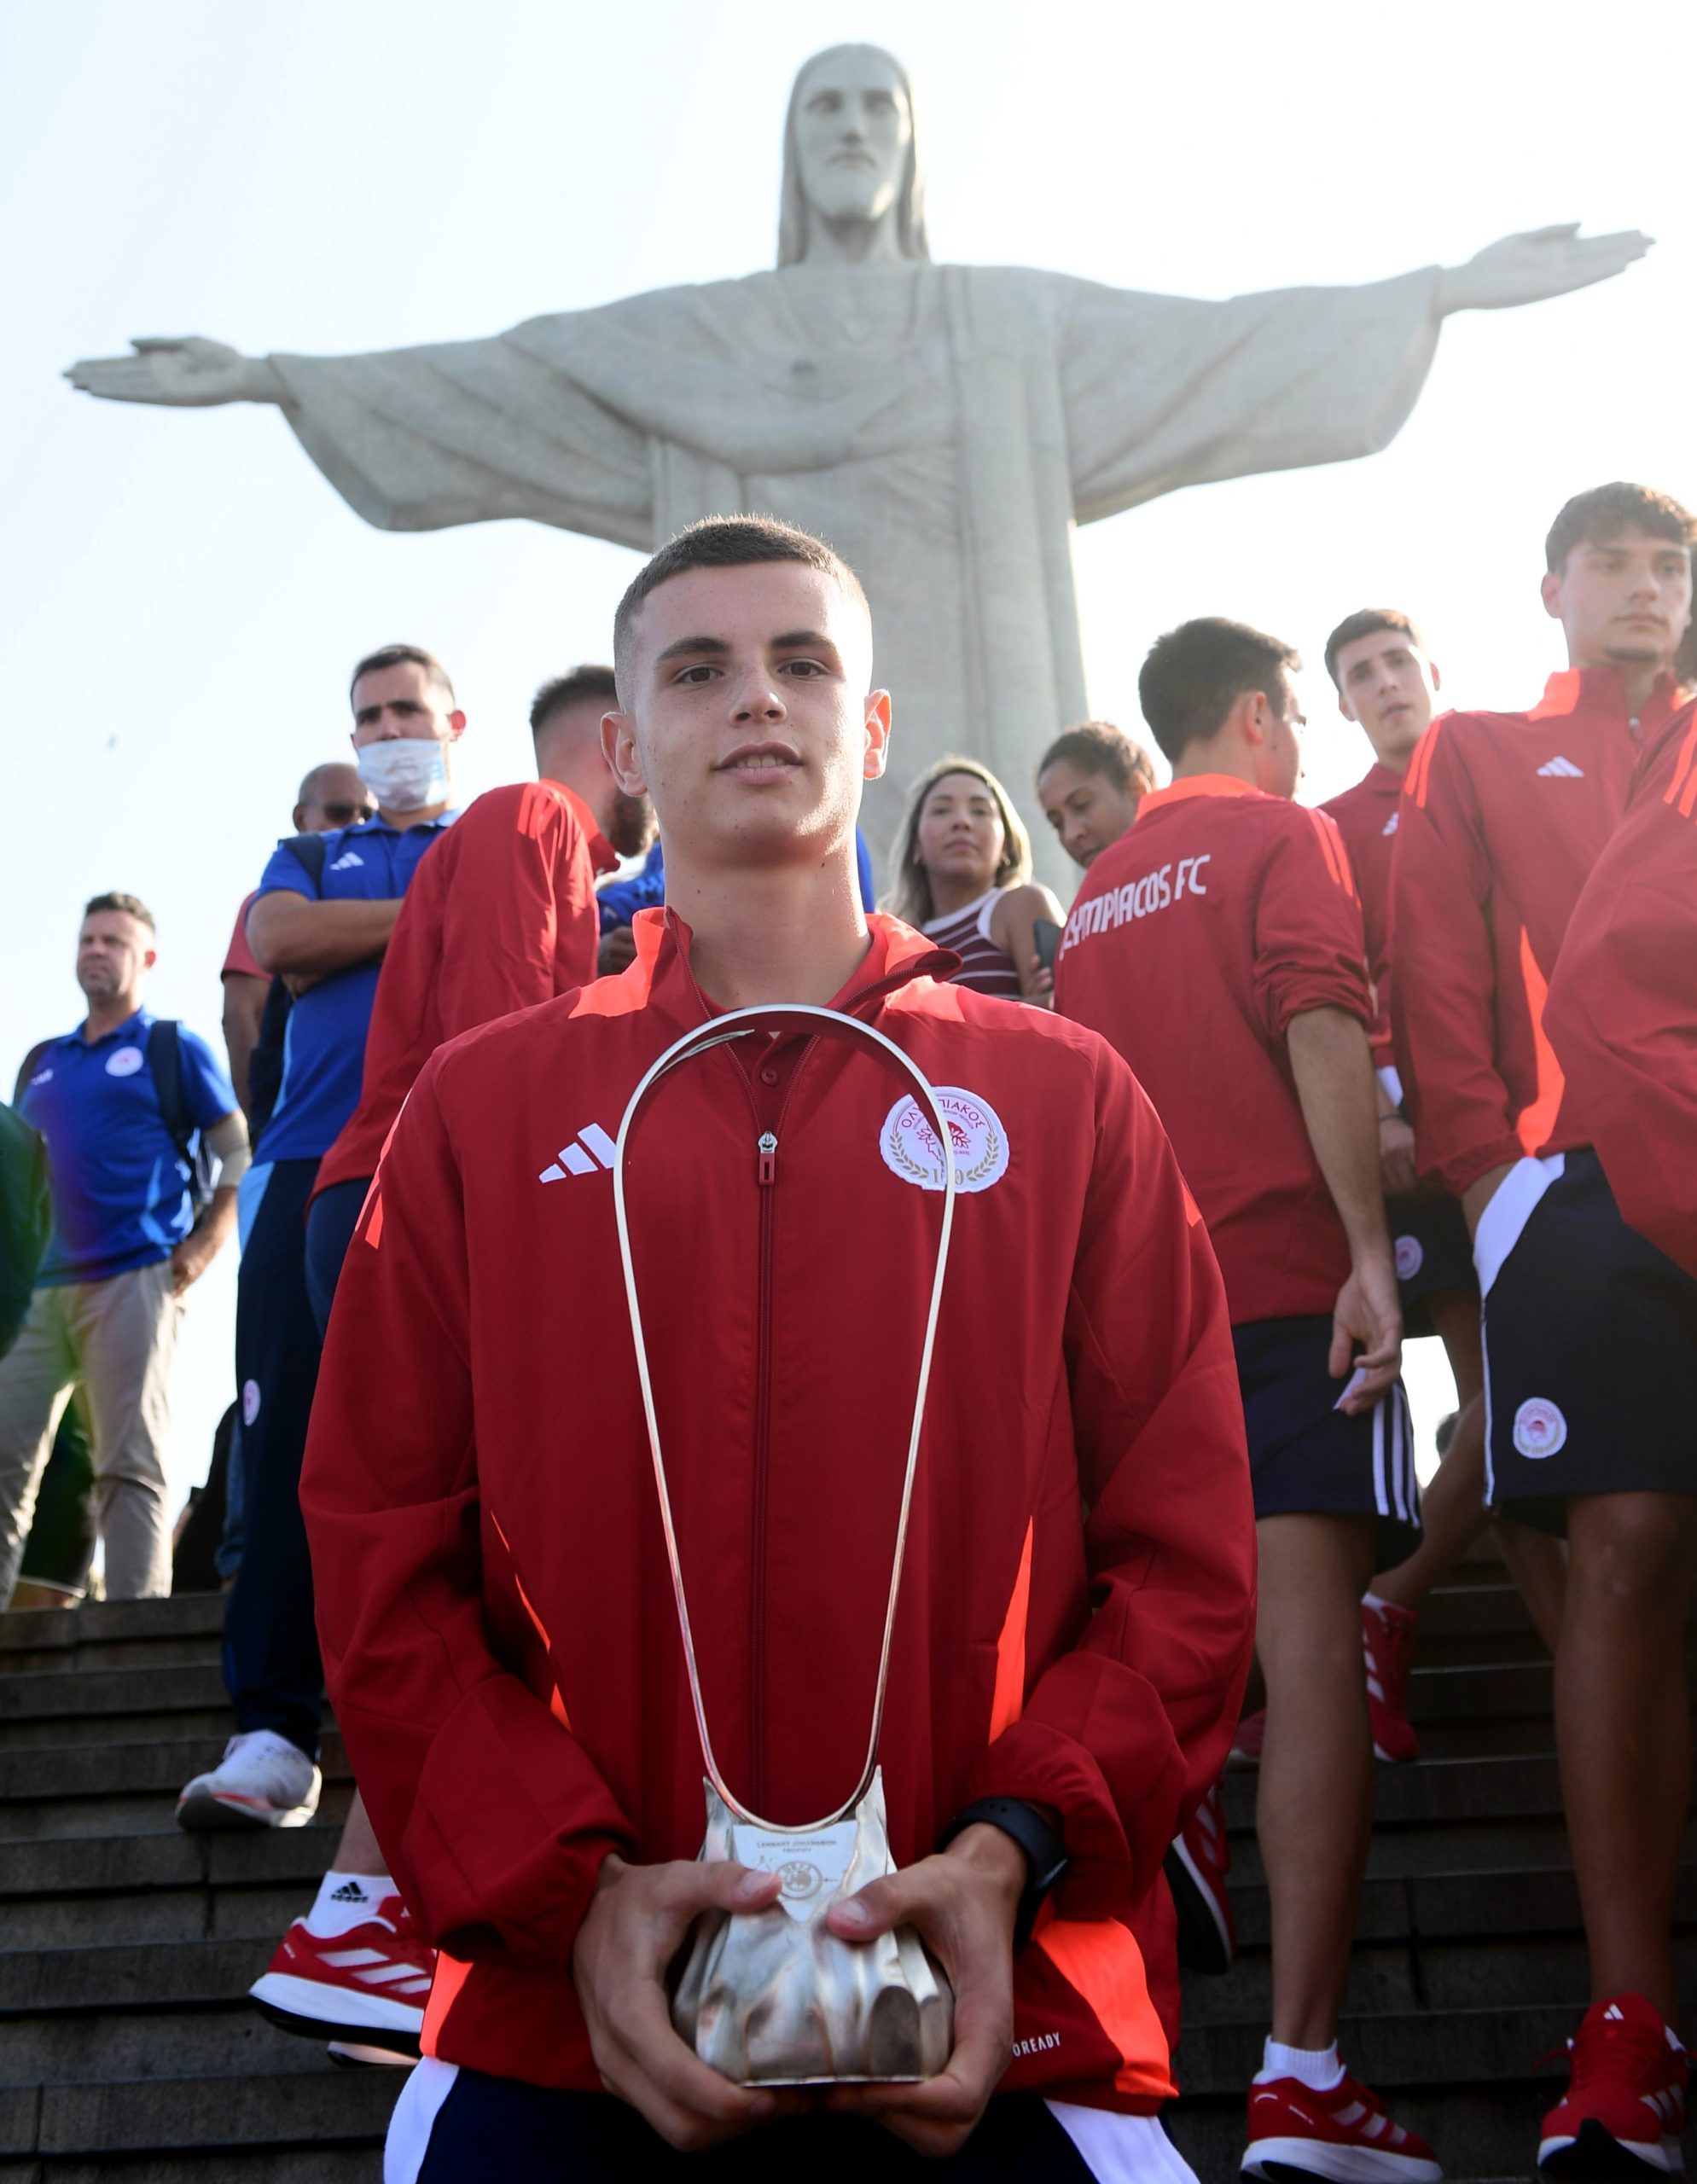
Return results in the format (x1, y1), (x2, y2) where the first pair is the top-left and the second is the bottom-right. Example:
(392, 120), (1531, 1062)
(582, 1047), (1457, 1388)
(880, 1087), (1009, 1194)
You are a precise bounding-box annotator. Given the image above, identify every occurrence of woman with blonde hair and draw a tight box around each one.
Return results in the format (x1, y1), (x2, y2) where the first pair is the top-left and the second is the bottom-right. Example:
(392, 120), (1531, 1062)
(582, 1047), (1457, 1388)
(888, 755), (1065, 1002)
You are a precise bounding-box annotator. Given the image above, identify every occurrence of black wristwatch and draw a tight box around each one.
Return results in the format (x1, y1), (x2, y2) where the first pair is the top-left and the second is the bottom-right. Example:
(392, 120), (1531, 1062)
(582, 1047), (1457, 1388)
(939, 1797), (1071, 1948)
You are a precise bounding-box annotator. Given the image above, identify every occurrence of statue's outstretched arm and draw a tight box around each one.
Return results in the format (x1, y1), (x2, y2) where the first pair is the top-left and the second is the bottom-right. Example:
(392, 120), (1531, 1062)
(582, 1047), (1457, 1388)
(64, 337), (287, 407)
(1436, 225), (1651, 314)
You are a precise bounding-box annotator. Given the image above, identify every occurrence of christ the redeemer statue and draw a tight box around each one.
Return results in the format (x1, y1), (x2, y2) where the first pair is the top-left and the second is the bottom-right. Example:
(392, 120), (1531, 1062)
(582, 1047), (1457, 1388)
(68, 44), (1647, 858)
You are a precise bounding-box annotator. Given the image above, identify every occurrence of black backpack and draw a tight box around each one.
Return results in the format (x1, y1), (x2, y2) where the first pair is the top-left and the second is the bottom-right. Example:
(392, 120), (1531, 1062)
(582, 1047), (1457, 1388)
(14, 1019), (218, 1215)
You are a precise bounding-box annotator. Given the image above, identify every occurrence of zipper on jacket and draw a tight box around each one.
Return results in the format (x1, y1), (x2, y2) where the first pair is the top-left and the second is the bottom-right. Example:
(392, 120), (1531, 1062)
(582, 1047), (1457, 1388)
(751, 1128), (778, 1805)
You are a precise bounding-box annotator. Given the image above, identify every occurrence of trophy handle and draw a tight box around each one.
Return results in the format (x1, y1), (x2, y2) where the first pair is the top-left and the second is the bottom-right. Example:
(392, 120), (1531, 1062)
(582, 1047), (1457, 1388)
(613, 1004), (958, 1837)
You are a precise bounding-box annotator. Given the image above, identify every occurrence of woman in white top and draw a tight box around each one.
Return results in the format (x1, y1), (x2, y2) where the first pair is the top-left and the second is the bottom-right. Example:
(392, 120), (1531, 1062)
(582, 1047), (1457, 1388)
(887, 755), (1065, 1002)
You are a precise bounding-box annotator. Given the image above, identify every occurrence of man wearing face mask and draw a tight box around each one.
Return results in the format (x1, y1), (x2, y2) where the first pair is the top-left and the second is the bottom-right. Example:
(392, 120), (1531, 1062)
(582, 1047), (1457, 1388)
(177, 646), (460, 1844)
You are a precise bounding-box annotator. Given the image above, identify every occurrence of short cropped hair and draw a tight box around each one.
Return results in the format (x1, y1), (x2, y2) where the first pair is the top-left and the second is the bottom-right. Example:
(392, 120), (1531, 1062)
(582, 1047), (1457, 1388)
(1037, 720), (1158, 796)
(1545, 483), (1697, 573)
(530, 665), (619, 737)
(1323, 608), (1426, 690)
(1138, 619), (1300, 764)
(612, 516), (869, 704)
(84, 892), (154, 932)
(348, 643), (456, 708)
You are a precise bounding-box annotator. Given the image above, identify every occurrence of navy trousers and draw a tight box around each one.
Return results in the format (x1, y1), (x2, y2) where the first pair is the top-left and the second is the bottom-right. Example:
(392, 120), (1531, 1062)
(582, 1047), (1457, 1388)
(305, 1176), (369, 1340)
(222, 1159), (323, 1757)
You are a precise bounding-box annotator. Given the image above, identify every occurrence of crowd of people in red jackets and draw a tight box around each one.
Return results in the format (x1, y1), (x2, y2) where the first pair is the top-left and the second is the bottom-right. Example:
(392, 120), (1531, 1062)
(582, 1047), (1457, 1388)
(3, 479), (1693, 2183)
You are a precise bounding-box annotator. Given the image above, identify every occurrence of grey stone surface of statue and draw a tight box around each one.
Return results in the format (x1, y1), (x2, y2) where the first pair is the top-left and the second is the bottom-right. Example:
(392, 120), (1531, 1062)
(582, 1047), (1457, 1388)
(66, 44), (1650, 874)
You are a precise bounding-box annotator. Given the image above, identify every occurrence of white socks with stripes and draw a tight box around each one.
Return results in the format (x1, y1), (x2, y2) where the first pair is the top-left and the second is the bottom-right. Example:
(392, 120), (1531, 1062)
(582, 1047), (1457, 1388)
(1257, 2037), (1345, 2091)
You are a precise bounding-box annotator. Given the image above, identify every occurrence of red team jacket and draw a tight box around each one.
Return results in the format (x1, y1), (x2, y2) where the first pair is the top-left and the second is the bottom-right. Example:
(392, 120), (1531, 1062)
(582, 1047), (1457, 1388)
(1545, 698), (1697, 1278)
(1390, 670), (1682, 1196)
(314, 781), (616, 1199)
(1052, 776), (1373, 1327)
(299, 911), (1257, 2109)
(1321, 762), (1403, 1074)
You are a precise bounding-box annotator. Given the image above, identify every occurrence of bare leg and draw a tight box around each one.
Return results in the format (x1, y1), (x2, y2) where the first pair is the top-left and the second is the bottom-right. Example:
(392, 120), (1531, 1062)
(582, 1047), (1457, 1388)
(1257, 1513), (1378, 2048)
(1493, 1512), (1566, 1654)
(1371, 1392), (1490, 1615)
(1556, 1491), (1697, 2024)
(330, 1789), (388, 1878)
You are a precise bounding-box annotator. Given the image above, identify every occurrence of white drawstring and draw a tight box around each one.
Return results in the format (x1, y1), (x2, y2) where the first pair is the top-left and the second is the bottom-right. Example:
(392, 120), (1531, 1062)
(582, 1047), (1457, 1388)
(613, 1004), (958, 1835)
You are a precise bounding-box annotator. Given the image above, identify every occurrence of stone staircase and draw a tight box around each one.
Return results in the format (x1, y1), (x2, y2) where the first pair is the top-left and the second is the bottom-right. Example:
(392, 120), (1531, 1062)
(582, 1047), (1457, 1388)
(0, 1568), (1690, 2181)
(1165, 1560), (1696, 2180)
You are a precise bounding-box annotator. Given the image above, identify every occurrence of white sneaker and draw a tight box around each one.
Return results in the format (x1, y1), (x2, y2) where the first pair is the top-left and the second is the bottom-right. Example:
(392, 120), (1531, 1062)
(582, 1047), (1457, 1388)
(177, 1730), (321, 1830)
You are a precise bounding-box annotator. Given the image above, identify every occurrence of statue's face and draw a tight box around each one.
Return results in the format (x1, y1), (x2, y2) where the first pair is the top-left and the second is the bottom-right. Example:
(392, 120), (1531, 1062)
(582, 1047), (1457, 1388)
(793, 49), (912, 228)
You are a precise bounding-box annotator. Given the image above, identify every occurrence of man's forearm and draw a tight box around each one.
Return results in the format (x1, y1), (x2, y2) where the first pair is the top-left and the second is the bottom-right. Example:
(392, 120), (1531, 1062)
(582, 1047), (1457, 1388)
(221, 975), (268, 1115)
(247, 895), (401, 975)
(201, 1185), (237, 1252)
(1287, 1007), (1392, 1261)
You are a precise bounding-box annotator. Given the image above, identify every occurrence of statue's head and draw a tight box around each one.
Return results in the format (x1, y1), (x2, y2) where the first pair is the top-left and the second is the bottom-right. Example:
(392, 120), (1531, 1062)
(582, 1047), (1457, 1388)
(778, 44), (929, 266)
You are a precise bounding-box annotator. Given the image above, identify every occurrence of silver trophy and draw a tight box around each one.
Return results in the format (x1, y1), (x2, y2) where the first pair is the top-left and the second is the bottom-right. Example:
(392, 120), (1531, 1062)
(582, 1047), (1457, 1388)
(613, 1007), (959, 2086)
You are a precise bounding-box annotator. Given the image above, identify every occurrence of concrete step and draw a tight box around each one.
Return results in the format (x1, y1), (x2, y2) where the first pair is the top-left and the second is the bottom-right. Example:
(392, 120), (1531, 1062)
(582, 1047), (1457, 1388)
(1, 2154), (381, 2184)
(1182, 1929), (1697, 2025)
(0, 1739), (352, 1843)
(0, 1937), (286, 2017)
(0, 1825), (336, 1901)
(5, 2067), (402, 2160)
(0, 1597), (224, 1670)
(0, 1664), (230, 1722)
(1, 1882), (315, 1953)
(0, 2004), (334, 2089)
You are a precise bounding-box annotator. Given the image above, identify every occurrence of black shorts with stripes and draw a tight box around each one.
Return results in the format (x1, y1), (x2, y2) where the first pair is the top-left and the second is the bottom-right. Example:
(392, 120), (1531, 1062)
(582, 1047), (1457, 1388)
(1482, 1148), (1697, 1536)
(1232, 1313), (1422, 1564)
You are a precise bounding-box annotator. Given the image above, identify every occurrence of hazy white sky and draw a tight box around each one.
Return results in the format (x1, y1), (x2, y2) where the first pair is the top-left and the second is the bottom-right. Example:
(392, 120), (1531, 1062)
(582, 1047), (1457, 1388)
(3, 0), (1694, 1521)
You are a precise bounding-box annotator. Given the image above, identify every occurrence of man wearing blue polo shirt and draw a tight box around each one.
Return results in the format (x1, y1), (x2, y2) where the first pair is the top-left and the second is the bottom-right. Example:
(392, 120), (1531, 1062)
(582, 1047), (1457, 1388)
(179, 644), (462, 1836)
(0, 893), (247, 1604)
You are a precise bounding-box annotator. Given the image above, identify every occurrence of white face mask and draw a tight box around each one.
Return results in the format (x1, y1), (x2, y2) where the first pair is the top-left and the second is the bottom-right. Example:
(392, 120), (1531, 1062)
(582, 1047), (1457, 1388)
(356, 737), (450, 812)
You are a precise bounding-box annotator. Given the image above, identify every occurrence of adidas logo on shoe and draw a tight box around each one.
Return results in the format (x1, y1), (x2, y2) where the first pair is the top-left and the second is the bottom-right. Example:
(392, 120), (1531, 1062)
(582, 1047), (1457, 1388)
(329, 1882), (371, 1903)
(329, 850), (366, 869)
(539, 1123), (619, 1183)
(1537, 755), (1584, 778)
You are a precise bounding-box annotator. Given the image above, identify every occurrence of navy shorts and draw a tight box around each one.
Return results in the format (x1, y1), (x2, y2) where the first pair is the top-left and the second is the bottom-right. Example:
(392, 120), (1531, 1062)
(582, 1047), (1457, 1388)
(386, 2064), (1167, 2181)
(1232, 1315), (1421, 1565)
(1387, 1189), (1475, 1339)
(1481, 1150), (1697, 1536)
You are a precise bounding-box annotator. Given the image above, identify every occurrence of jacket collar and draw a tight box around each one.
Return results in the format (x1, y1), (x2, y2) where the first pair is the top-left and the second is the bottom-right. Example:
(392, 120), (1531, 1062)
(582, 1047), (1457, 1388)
(571, 906), (958, 1028)
(1136, 772), (1268, 820)
(1528, 667), (1682, 734)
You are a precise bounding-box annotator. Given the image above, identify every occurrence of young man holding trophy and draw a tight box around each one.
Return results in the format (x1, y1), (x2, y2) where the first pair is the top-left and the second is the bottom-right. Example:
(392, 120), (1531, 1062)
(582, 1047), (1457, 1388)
(301, 518), (1257, 2181)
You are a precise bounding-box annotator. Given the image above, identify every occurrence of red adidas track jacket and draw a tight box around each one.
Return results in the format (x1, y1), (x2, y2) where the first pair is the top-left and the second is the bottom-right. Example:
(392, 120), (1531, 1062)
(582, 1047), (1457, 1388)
(315, 781), (616, 1200)
(1546, 699), (1697, 1278)
(301, 910), (1255, 2109)
(1390, 669), (1682, 1195)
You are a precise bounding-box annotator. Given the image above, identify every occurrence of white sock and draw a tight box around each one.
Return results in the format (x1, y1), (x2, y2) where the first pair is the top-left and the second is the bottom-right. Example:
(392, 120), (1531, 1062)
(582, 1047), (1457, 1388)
(1256, 2037), (1345, 2091)
(303, 1871), (393, 1937)
(1361, 1589), (1393, 1615)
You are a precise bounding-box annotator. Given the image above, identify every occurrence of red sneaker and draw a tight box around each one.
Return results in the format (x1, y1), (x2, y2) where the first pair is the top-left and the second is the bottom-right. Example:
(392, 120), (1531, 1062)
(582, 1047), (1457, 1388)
(1538, 1994), (1688, 2177)
(1244, 2071), (1442, 2179)
(1362, 1596), (1420, 1763)
(1165, 1778), (1235, 1974)
(248, 1892), (433, 2058)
